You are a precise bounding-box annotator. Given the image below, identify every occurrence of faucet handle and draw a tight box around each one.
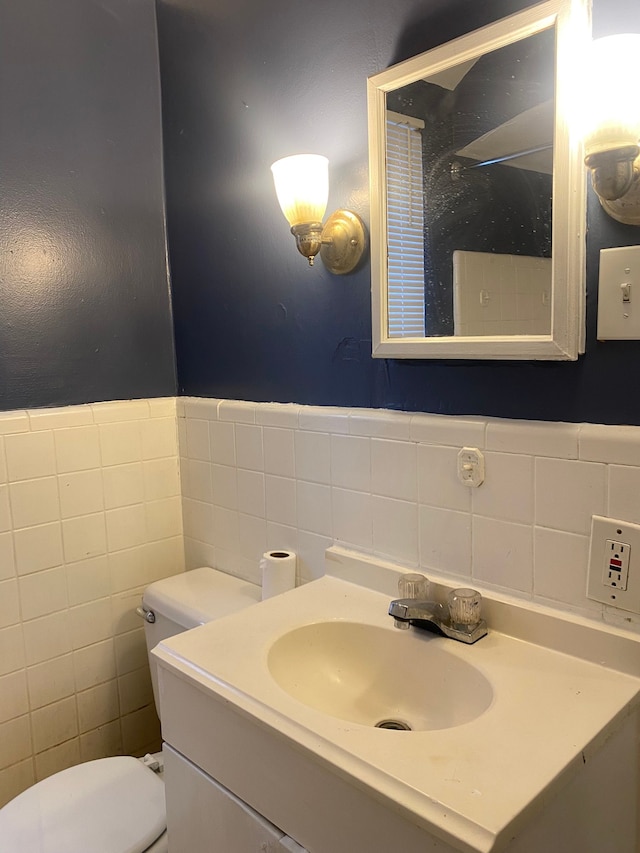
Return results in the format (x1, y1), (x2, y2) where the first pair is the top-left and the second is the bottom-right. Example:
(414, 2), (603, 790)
(447, 588), (482, 630)
(398, 572), (430, 600)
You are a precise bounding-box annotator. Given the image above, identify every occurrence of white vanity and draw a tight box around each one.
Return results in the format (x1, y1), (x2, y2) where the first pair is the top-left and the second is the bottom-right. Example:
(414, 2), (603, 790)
(154, 547), (640, 853)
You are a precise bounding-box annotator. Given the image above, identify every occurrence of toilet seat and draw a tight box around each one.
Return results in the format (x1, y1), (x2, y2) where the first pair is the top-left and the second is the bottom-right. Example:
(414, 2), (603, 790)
(0, 756), (166, 853)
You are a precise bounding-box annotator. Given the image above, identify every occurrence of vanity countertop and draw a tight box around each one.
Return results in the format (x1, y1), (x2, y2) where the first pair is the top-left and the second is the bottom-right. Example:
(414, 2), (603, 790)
(154, 570), (640, 853)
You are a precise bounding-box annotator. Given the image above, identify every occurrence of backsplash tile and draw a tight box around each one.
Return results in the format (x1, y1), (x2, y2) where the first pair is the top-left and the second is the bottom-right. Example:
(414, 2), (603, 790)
(472, 451), (534, 524)
(14, 523), (64, 575)
(182, 397), (219, 421)
(263, 427), (296, 477)
(486, 418), (579, 458)
(5, 432), (56, 481)
(218, 399), (256, 424)
(332, 488), (372, 552)
(0, 579), (20, 629)
(18, 567), (68, 621)
(59, 470), (105, 518)
(180, 399), (640, 642)
(371, 495), (419, 566)
(0, 398), (181, 807)
(23, 611), (72, 666)
(0, 625), (26, 677)
(0, 671), (29, 724)
(255, 402), (300, 428)
(54, 426), (101, 473)
(237, 469), (265, 518)
(294, 430), (331, 485)
(533, 527), (595, 610)
(299, 405), (348, 434)
(418, 505), (472, 578)
(27, 655), (75, 710)
(99, 422), (142, 467)
(297, 481), (332, 537)
(608, 465), (640, 524)
(265, 475), (296, 527)
(0, 414), (29, 435)
(535, 457), (606, 535)
(10, 477), (61, 528)
(209, 420), (235, 466)
(417, 444), (470, 512)
(472, 516), (533, 593)
(371, 438), (417, 502)
(330, 434), (370, 493)
(349, 409), (411, 440)
(410, 413), (485, 448)
(580, 423), (640, 466)
(235, 424), (264, 471)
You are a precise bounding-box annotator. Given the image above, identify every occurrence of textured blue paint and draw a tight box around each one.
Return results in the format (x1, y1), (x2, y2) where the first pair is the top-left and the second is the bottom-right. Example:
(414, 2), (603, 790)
(159, 0), (640, 424)
(0, 0), (176, 409)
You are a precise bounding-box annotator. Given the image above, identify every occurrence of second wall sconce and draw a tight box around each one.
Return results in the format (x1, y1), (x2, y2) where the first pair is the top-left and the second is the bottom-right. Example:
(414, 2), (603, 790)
(583, 34), (640, 226)
(271, 154), (368, 274)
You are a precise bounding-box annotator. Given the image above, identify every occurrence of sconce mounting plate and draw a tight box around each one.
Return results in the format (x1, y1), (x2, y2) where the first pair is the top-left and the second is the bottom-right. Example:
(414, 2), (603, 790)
(320, 210), (368, 275)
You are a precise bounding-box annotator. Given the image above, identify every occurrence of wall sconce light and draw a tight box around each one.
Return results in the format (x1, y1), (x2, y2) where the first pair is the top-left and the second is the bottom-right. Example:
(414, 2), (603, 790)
(583, 34), (640, 226)
(271, 154), (367, 274)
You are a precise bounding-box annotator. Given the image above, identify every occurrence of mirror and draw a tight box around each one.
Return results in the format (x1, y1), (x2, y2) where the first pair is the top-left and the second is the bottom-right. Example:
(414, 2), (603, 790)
(367, 0), (589, 360)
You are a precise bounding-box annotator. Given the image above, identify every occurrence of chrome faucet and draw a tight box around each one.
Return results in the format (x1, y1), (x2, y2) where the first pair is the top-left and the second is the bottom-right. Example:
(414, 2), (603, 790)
(389, 576), (487, 644)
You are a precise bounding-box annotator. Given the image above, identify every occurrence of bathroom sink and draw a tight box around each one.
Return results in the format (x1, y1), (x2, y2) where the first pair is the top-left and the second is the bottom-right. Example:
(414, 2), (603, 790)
(154, 548), (640, 853)
(267, 621), (493, 730)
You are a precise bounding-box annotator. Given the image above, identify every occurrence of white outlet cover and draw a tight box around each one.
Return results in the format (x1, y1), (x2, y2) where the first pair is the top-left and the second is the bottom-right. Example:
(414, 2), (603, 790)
(457, 447), (485, 487)
(587, 515), (640, 613)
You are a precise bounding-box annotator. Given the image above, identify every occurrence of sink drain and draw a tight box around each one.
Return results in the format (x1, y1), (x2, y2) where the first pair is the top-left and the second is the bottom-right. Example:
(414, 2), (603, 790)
(375, 719), (412, 731)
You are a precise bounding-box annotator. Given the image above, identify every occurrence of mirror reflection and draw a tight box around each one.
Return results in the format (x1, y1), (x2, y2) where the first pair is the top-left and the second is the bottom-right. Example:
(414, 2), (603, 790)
(385, 26), (555, 339)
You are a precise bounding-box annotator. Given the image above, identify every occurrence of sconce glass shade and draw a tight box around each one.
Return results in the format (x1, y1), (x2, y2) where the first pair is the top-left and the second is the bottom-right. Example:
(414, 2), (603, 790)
(271, 154), (329, 227)
(583, 35), (640, 158)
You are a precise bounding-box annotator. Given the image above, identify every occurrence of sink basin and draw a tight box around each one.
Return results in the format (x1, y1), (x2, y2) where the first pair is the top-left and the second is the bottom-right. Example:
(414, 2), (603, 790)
(267, 620), (493, 730)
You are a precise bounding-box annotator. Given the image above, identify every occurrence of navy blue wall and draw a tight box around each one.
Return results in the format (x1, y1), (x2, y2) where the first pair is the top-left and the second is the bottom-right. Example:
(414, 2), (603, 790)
(158, 0), (640, 425)
(0, 0), (176, 410)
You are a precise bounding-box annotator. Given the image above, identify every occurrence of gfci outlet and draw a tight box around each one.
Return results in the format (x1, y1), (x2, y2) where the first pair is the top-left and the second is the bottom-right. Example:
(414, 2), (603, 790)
(587, 516), (640, 613)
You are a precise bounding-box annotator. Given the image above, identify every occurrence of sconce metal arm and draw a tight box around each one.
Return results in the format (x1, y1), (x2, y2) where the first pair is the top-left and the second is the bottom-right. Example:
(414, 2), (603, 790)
(585, 145), (640, 202)
(291, 210), (367, 274)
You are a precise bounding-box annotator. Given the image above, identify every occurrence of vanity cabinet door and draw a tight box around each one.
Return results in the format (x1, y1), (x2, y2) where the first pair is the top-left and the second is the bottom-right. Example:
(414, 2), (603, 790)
(164, 744), (298, 852)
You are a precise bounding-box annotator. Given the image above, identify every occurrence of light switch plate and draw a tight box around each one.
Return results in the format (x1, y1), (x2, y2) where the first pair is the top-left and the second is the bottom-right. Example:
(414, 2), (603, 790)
(597, 245), (640, 340)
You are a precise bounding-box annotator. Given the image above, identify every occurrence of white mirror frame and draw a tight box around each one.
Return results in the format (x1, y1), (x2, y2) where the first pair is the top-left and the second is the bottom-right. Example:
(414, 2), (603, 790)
(367, 0), (589, 360)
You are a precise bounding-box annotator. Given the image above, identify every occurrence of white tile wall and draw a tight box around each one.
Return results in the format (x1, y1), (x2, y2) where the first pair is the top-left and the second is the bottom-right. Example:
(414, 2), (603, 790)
(179, 398), (640, 638)
(0, 398), (182, 808)
(7, 393), (640, 812)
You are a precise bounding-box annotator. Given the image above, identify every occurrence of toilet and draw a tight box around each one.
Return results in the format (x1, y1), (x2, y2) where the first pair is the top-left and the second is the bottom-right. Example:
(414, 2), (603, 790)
(0, 567), (262, 853)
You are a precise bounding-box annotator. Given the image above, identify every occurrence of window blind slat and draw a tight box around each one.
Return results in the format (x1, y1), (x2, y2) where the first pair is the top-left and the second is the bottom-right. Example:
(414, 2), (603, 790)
(386, 114), (426, 337)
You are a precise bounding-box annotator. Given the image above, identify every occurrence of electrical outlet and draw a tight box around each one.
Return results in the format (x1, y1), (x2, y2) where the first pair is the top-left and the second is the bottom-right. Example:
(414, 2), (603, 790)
(587, 516), (640, 613)
(457, 447), (485, 487)
(602, 539), (630, 590)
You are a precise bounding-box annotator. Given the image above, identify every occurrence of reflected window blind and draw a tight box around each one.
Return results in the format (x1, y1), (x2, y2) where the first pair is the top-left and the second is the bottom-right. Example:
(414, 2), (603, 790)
(386, 110), (426, 337)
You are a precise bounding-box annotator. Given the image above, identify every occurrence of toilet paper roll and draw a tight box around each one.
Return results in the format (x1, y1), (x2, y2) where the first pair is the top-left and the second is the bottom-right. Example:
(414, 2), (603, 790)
(260, 550), (297, 600)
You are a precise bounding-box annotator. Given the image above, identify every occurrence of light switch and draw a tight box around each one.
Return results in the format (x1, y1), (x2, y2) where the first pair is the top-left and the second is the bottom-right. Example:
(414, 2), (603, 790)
(597, 246), (640, 340)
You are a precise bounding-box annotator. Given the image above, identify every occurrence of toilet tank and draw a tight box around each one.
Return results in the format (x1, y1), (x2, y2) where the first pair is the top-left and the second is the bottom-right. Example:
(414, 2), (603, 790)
(140, 567), (262, 713)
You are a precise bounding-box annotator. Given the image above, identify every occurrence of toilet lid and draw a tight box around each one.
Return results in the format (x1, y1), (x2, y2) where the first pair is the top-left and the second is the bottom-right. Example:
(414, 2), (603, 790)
(0, 756), (166, 853)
